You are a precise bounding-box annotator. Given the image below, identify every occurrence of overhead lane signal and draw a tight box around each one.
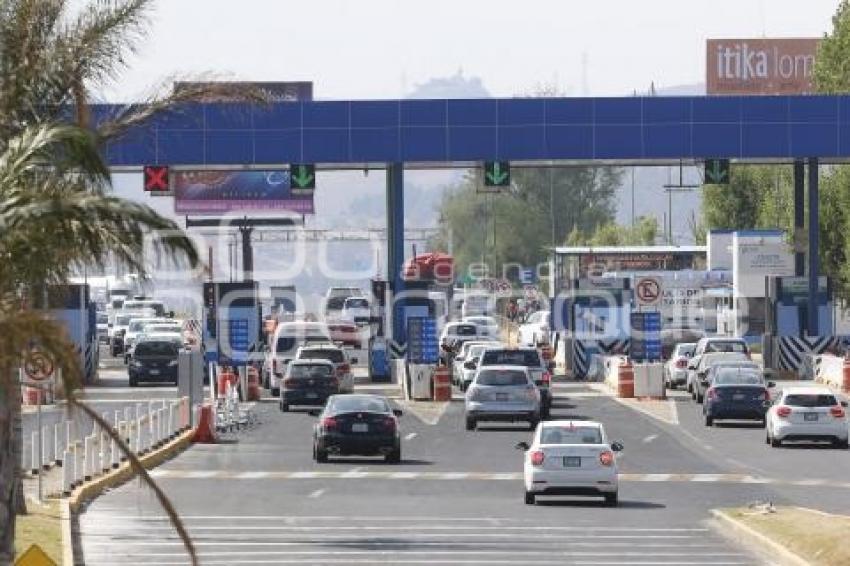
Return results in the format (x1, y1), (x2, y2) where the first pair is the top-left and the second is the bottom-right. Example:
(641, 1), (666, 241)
(143, 165), (170, 193)
(290, 163), (316, 194)
(483, 161), (511, 187)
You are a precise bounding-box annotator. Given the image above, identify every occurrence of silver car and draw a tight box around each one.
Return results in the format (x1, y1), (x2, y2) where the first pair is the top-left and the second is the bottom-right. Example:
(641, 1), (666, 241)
(464, 366), (541, 431)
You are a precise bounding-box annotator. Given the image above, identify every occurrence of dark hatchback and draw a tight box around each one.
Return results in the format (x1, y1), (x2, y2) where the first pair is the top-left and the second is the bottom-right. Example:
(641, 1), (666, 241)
(703, 370), (774, 427)
(279, 360), (339, 412)
(128, 340), (179, 386)
(312, 394), (403, 463)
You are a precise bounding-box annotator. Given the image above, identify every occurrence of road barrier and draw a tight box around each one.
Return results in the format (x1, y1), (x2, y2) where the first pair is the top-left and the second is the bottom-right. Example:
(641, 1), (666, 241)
(633, 363), (665, 399)
(27, 397), (191, 498)
(618, 359), (635, 399)
(433, 366), (451, 402)
(808, 353), (850, 393)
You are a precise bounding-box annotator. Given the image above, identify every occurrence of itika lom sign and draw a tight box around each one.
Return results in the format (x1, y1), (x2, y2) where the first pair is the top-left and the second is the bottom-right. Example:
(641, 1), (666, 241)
(707, 38), (820, 95)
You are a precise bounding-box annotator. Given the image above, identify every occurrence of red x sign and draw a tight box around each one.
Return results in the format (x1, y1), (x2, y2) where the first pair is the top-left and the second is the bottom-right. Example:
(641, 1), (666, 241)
(144, 165), (169, 192)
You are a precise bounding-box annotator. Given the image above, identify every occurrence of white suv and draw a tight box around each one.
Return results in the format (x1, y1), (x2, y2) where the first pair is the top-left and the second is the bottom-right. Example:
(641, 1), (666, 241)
(766, 387), (849, 448)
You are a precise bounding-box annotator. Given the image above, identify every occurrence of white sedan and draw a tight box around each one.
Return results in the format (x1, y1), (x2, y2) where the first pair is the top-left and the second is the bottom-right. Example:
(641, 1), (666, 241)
(517, 420), (623, 506)
(517, 311), (550, 347)
(766, 387), (849, 448)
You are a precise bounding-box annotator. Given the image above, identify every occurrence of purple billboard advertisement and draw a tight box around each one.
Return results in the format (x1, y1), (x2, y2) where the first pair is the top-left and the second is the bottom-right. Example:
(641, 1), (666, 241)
(173, 170), (314, 214)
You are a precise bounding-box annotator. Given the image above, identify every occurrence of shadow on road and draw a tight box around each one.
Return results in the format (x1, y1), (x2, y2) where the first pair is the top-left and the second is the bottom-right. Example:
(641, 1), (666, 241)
(535, 499), (666, 509)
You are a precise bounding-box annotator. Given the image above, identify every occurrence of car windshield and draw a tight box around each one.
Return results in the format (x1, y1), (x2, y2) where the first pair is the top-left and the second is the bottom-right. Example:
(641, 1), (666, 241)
(475, 369), (527, 386)
(129, 321), (153, 332)
(784, 394), (838, 407)
(481, 350), (539, 367)
(676, 344), (696, 356)
(714, 372), (763, 385)
(345, 298), (369, 309)
(467, 345), (489, 359)
(540, 426), (603, 445)
(289, 364), (333, 378)
(300, 349), (344, 363)
(704, 341), (747, 353)
(450, 324), (477, 336)
(330, 396), (390, 414)
(134, 341), (178, 357)
(147, 325), (180, 333)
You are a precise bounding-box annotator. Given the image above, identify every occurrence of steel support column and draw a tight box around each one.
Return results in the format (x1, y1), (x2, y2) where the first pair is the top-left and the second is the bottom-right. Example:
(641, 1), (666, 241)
(239, 223), (254, 282)
(793, 160), (805, 277)
(807, 158), (819, 336)
(386, 163), (405, 349)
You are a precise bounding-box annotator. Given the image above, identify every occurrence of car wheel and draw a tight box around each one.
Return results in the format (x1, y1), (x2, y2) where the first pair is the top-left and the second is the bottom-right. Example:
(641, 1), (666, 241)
(465, 417), (476, 431)
(524, 491), (535, 505)
(759, 418), (767, 428)
(604, 492), (618, 507)
(704, 414), (713, 427)
(128, 376), (137, 387)
(280, 402), (289, 412)
(770, 435), (782, 448)
(315, 445), (328, 463)
(385, 446), (401, 464)
(834, 438), (849, 449)
(271, 388), (280, 398)
(696, 392), (704, 404)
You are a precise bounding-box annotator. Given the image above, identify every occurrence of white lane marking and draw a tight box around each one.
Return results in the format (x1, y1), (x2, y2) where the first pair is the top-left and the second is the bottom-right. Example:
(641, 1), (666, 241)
(237, 472), (271, 480)
(341, 467), (367, 478)
(389, 472), (419, 479)
(307, 489), (325, 499)
(288, 472), (319, 479)
(404, 432), (418, 441)
(642, 434), (658, 444)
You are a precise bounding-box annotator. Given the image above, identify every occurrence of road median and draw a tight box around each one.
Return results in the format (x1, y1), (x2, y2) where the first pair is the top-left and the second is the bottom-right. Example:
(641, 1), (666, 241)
(712, 506), (850, 566)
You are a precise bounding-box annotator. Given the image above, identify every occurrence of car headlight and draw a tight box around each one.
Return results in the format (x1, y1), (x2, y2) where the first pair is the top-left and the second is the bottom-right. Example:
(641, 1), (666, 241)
(168, 360), (178, 367)
(130, 359), (142, 368)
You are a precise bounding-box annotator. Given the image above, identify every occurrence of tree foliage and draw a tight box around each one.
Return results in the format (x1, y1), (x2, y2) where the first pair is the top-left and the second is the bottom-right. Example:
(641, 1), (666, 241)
(433, 167), (621, 278)
(566, 216), (659, 247)
(814, 0), (850, 93)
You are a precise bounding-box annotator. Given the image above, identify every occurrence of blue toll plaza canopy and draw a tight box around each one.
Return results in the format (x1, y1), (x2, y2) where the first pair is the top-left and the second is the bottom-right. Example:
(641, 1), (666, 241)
(100, 95), (850, 167)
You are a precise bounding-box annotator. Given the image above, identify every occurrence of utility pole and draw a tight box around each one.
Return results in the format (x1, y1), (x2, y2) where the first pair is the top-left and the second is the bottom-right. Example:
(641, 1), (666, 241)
(662, 161), (699, 245)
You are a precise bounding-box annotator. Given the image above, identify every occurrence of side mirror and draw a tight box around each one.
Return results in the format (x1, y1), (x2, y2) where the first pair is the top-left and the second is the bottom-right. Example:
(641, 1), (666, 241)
(307, 409), (321, 417)
(842, 401), (849, 408)
(611, 441), (624, 452)
(515, 442), (530, 451)
(767, 381), (776, 388)
(393, 408), (403, 417)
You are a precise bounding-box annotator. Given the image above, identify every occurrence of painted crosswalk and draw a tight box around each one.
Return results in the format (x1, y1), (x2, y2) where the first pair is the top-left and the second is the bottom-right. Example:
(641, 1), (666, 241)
(146, 468), (850, 490)
(79, 514), (753, 565)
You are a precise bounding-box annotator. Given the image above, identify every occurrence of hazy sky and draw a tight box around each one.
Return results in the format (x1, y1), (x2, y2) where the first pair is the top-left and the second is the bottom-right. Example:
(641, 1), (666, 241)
(105, 0), (839, 101)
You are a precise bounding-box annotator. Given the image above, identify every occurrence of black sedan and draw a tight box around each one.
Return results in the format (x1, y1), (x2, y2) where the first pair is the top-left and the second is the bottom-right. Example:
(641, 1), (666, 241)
(703, 369), (774, 427)
(128, 338), (180, 386)
(311, 394), (403, 463)
(280, 359), (339, 412)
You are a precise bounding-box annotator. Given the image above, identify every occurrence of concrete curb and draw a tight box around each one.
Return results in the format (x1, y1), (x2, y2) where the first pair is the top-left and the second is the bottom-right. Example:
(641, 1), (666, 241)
(60, 498), (73, 566)
(710, 509), (810, 566)
(62, 429), (195, 564)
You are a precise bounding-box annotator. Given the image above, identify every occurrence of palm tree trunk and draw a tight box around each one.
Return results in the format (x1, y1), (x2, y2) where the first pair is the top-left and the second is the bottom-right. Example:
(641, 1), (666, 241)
(13, 371), (26, 515)
(0, 367), (22, 563)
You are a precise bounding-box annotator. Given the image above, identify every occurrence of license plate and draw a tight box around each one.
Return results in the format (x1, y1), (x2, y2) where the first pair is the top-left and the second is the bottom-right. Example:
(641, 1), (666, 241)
(804, 413), (818, 421)
(352, 423), (369, 433)
(149, 369), (160, 375)
(305, 392), (317, 399)
(563, 456), (581, 467)
(496, 393), (508, 402)
(733, 394), (745, 401)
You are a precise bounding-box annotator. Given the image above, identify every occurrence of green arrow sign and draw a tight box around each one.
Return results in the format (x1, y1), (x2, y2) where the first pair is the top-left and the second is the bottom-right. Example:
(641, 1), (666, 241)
(483, 161), (511, 187)
(290, 164), (315, 190)
(704, 158), (730, 184)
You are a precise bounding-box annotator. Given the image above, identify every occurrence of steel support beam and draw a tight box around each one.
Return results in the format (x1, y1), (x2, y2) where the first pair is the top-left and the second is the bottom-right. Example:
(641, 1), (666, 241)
(386, 163), (405, 349)
(807, 158), (819, 336)
(239, 224), (254, 282)
(793, 160), (805, 277)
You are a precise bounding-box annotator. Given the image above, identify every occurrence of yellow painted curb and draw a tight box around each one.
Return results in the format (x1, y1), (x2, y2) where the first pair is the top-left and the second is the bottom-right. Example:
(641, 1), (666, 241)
(710, 509), (810, 566)
(59, 498), (72, 566)
(67, 429), (194, 514)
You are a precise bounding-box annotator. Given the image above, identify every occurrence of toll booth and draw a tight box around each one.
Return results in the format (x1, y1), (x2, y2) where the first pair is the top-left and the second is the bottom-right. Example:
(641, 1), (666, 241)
(555, 278), (631, 379)
(764, 276), (835, 374)
(45, 284), (99, 384)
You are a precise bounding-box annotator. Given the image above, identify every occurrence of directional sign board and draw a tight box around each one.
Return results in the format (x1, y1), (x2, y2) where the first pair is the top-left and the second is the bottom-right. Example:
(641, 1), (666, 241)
(407, 317), (439, 364)
(635, 276), (662, 307)
(290, 163), (316, 194)
(483, 161), (510, 187)
(630, 312), (662, 362)
(704, 158), (730, 184)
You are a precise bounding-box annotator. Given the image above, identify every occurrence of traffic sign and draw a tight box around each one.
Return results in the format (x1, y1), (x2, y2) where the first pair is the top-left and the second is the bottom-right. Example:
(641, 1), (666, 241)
(704, 158), (730, 184)
(483, 161), (510, 187)
(143, 165), (170, 192)
(15, 544), (56, 566)
(635, 277), (662, 307)
(290, 164), (315, 193)
(23, 351), (54, 382)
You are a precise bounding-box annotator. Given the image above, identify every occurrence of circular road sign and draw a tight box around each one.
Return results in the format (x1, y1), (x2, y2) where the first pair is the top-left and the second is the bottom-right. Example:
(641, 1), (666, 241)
(24, 351), (54, 381)
(635, 277), (662, 307)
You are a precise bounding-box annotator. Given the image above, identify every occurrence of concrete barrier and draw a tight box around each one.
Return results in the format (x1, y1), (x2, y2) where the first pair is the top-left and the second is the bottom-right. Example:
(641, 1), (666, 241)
(602, 355), (628, 391)
(634, 363), (666, 399)
(812, 353), (850, 392)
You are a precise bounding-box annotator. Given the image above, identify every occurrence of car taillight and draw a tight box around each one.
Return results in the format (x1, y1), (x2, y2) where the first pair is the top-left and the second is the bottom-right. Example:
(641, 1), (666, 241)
(530, 450), (545, 466)
(381, 416), (397, 432)
(599, 451), (615, 466)
(706, 388), (717, 401)
(777, 406), (792, 418)
(830, 406), (846, 419)
(675, 359), (687, 369)
(282, 378), (295, 388)
(337, 363), (350, 375)
(759, 389), (771, 402)
(541, 372), (551, 386)
(321, 417), (338, 430)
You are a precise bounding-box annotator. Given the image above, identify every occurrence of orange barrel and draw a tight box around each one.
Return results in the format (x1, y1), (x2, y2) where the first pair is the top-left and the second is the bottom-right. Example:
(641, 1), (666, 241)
(246, 366), (261, 401)
(618, 359), (635, 399)
(433, 366), (451, 402)
(192, 403), (217, 444)
(217, 368), (239, 396)
(843, 356), (850, 393)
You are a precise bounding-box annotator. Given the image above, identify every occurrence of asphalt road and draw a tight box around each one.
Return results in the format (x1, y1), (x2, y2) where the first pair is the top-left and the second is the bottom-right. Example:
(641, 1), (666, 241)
(72, 378), (850, 565)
